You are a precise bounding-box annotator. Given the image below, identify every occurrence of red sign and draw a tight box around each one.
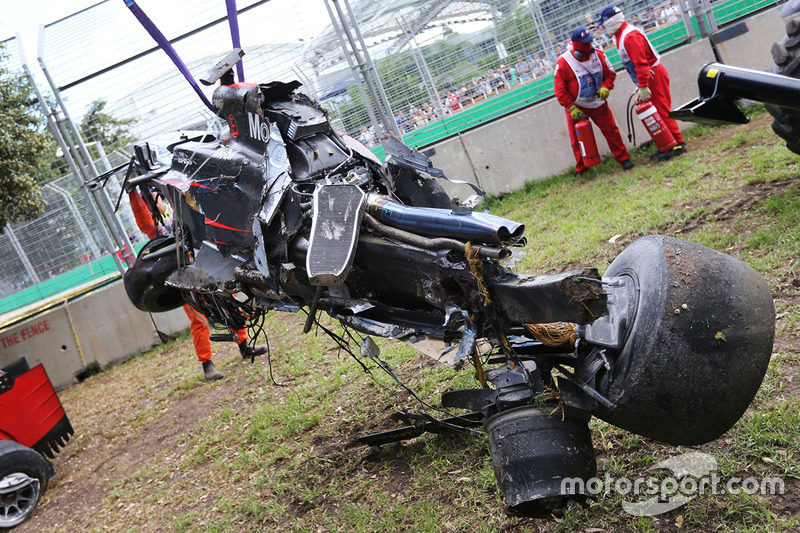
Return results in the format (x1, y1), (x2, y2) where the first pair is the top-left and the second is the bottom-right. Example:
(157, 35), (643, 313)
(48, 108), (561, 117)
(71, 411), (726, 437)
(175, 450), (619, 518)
(1, 319), (50, 349)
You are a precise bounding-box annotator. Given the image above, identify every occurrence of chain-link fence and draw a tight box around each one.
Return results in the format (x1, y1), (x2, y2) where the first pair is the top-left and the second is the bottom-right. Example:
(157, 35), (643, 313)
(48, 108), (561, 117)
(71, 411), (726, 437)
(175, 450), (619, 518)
(0, 0), (784, 319)
(318, 0), (779, 155)
(0, 145), (144, 318)
(28, 0), (784, 148)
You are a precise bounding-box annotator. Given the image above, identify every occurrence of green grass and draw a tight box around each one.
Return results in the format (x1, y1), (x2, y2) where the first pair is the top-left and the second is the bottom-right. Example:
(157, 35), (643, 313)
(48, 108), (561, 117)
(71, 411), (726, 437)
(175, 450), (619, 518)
(484, 115), (800, 279)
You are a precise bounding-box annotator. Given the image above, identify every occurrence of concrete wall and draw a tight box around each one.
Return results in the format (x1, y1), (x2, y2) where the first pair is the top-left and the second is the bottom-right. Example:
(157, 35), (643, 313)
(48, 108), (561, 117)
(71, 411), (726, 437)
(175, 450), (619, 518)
(0, 283), (188, 390)
(430, 5), (784, 198)
(713, 6), (788, 71)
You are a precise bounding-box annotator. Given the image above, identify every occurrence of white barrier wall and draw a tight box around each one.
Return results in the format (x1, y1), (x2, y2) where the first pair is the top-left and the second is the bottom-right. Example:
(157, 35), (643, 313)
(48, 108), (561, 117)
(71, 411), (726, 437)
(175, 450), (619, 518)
(0, 307), (85, 391)
(431, 38), (718, 198)
(0, 283), (188, 390)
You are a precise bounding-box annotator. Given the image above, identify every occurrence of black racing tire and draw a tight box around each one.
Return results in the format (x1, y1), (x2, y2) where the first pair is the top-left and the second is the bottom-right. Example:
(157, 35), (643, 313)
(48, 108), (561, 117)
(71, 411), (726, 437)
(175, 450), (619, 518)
(593, 236), (775, 445)
(766, 16), (800, 154)
(123, 236), (185, 313)
(0, 441), (52, 529)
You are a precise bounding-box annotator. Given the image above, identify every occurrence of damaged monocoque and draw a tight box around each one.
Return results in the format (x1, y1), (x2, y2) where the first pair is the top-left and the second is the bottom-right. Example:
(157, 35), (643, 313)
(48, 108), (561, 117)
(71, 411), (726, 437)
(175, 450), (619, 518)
(118, 50), (775, 516)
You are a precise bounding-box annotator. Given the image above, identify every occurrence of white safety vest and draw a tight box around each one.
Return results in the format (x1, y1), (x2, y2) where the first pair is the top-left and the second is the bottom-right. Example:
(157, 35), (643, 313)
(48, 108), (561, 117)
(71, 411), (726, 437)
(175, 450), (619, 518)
(617, 25), (660, 85)
(561, 50), (605, 109)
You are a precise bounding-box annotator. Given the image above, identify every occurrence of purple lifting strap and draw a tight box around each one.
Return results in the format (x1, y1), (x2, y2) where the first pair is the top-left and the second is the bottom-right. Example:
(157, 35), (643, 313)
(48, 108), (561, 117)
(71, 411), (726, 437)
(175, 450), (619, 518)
(226, 0), (245, 82)
(123, 0), (218, 114)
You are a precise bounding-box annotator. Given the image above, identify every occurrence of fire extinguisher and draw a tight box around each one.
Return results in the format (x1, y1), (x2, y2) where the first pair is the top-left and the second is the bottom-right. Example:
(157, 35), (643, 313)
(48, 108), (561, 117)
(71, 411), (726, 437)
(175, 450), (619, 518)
(575, 119), (601, 168)
(634, 100), (677, 152)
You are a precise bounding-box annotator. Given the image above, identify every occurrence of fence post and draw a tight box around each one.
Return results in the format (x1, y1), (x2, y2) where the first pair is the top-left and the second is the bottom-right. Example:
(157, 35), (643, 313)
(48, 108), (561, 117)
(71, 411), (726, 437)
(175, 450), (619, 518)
(17, 35), (125, 274)
(397, 15), (448, 120)
(678, 0), (699, 42)
(45, 183), (101, 259)
(326, 0), (402, 143)
(324, 0), (384, 143)
(686, 0), (712, 40)
(37, 30), (137, 267)
(699, 0), (718, 34)
(4, 225), (41, 285)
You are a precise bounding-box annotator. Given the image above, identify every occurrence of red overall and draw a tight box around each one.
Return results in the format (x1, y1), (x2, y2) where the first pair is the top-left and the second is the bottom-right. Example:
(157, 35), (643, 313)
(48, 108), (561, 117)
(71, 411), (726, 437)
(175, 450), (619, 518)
(554, 47), (631, 172)
(614, 21), (684, 145)
(129, 190), (248, 363)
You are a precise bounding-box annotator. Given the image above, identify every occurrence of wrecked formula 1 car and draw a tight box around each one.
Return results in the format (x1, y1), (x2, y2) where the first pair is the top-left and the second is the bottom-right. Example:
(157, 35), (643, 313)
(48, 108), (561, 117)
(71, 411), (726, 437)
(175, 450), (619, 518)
(115, 1), (775, 518)
(118, 71), (775, 516)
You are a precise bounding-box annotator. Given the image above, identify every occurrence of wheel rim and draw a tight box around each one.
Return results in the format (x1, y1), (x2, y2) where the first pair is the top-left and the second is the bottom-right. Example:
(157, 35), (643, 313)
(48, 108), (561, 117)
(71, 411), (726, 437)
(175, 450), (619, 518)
(0, 472), (41, 527)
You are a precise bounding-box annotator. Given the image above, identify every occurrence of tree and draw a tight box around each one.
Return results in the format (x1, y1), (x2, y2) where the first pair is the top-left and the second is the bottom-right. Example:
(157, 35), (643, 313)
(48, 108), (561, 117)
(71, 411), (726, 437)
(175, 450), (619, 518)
(336, 87), (370, 137)
(495, 7), (541, 60)
(79, 99), (135, 157)
(0, 46), (53, 231)
(376, 51), (430, 115)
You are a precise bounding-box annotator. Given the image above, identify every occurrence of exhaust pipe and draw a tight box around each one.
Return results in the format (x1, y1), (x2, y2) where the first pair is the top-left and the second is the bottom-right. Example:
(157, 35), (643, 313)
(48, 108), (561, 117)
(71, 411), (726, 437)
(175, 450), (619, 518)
(366, 194), (524, 245)
(363, 213), (512, 260)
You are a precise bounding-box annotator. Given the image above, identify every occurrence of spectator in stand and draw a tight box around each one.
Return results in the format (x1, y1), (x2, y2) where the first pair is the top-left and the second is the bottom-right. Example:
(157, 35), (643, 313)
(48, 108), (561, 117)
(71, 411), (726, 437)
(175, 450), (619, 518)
(423, 102), (435, 121)
(537, 54), (554, 76)
(447, 91), (461, 111)
(396, 110), (407, 133)
(515, 55), (532, 82)
(660, 1), (681, 24)
(482, 74), (493, 96)
(358, 126), (372, 147)
(412, 107), (426, 128)
(507, 64), (518, 86)
(554, 27), (633, 179)
(490, 70), (506, 91)
(598, 5), (686, 161)
(360, 125), (377, 148)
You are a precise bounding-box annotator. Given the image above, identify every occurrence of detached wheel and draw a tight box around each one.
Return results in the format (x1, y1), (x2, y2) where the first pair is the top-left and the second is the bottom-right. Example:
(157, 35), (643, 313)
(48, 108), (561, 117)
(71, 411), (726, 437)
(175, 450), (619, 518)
(766, 16), (800, 154)
(593, 236), (775, 445)
(123, 236), (185, 313)
(0, 441), (51, 529)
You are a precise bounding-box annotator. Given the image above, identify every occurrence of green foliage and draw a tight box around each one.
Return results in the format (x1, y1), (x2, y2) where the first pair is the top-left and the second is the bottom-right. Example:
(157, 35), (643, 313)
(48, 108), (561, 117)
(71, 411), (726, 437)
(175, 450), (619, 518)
(334, 37), (503, 138)
(0, 45), (54, 229)
(336, 86), (370, 137)
(330, 8), (548, 138)
(376, 51), (432, 112)
(79, 98), (136, 155)
(420, 39), (493, 90)
(729, 395), (800, 478)
(494, 6), (541, 59)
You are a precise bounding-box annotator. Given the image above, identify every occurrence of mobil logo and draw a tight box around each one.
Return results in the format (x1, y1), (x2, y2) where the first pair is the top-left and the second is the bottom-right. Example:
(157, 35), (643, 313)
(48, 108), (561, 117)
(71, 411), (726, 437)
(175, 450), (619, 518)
(247, 111), (270, 142)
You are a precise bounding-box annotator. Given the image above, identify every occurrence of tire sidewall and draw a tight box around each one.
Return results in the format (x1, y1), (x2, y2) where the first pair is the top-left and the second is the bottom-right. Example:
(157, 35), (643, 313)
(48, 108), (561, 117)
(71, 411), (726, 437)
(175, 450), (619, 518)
(599, 236), (670, 401)
(123, 236), (185, 312)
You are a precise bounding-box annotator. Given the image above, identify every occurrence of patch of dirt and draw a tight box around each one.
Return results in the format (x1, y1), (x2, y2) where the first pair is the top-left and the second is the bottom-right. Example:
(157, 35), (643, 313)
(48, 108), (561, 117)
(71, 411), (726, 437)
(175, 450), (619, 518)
(771, 479), (800, 514)
(19, 347), (250, 532)
(658, 177), (800, 236)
